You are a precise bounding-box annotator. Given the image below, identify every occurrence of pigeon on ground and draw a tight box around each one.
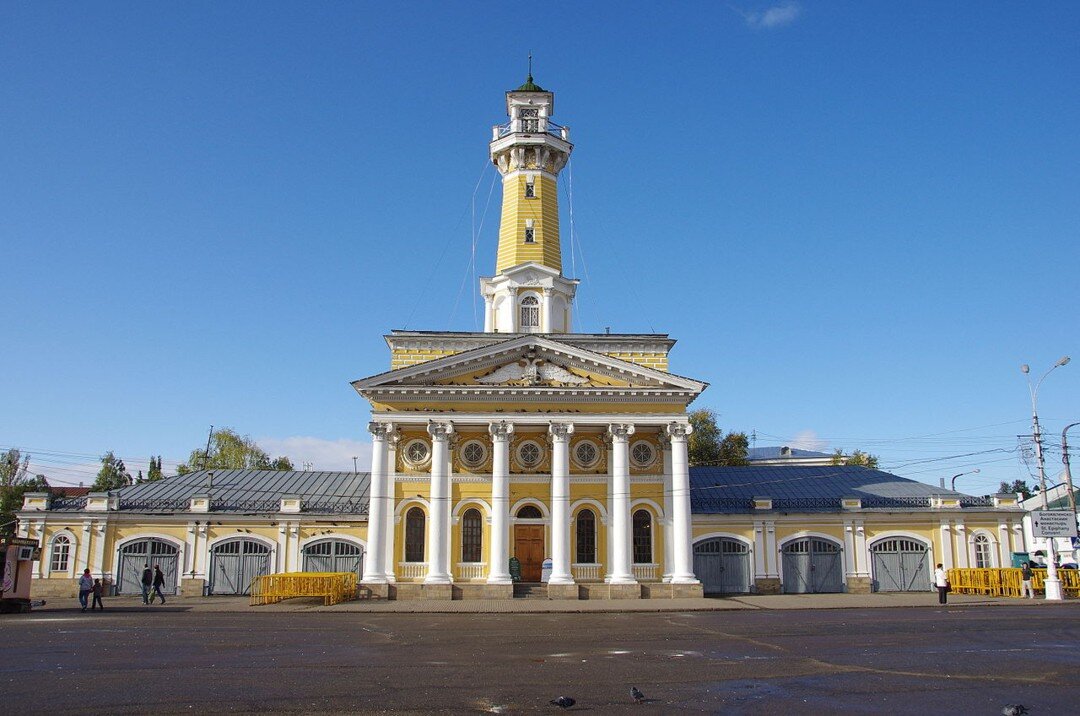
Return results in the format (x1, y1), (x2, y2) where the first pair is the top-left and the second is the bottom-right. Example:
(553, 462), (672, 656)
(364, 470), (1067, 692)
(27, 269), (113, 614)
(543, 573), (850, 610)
(1001, 706), (1028, 716)
(550, 696), (576, 709)
(630, 686), (646, 704)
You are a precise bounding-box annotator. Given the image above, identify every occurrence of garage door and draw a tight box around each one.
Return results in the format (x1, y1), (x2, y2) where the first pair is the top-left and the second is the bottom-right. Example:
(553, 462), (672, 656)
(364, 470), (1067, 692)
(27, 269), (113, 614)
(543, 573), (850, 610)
(782, 538), (843, 593)
(116, 539), (179, 595)
(208, 539), (271, 595)
(693, 538), (751, 594)
(302, 540), (364, 579)
(871, 538), (929, 592)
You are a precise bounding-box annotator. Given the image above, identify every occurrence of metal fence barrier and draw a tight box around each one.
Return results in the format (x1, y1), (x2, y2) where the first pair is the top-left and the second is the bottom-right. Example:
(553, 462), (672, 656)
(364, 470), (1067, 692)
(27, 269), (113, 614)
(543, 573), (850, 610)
(948, 568), (1080, 597)
(249, 572), (358, 606)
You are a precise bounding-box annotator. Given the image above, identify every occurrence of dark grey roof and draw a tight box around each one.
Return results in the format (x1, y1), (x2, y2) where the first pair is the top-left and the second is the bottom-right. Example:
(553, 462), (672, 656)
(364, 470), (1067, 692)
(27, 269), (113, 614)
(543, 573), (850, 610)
(691, 465), (991, 512)
(746, 447), (832, 460)
(50, 469), (370, 514)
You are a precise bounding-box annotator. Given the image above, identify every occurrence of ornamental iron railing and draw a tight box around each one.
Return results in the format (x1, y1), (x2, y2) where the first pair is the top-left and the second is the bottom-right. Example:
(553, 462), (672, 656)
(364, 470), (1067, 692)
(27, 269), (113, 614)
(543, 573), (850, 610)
(50, 497), (88, 510)
(495, 119), (567, 140)
(772, 497), (842, 510)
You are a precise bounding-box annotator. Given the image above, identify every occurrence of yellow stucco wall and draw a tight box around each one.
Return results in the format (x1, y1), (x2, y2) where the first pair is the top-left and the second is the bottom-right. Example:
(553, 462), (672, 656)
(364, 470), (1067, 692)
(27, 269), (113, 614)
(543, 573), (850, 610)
(496, 174), (561, 273)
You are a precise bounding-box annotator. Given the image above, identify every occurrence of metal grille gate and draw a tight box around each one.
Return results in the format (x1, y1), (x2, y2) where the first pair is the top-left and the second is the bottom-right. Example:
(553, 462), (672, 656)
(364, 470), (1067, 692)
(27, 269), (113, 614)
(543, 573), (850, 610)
(209, 539), (271, 595)
(693, 538), (751, 594)
(871, 538), (930, 592)
(781, 538), (843, 593)
(302, 540), (364, 579)
(116, 539), (179, 595)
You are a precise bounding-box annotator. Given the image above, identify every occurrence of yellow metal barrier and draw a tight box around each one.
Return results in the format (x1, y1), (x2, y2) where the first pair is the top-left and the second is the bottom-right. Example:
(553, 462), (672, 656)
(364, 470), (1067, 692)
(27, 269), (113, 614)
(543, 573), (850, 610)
(948, 568), (1080, 598)
(249, 572), (358, 606)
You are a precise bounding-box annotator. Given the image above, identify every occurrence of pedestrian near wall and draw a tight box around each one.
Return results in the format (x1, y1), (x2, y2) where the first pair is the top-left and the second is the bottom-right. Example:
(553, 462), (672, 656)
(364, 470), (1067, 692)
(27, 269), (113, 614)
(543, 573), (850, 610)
(91, 578), (104, 610)
(150, 565), (167, 605)
(141, 563), (153, 604)
(78, 569), (94, 612)
(1021, 563), (1034, 599)
(934, 563), (949, 605)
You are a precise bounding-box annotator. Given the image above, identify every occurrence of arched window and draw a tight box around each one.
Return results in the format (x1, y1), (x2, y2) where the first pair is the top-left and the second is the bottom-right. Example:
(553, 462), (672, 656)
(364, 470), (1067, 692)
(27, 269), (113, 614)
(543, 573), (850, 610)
(576, 509), (596, 563)
(520, 295), (540, 330)
(973, 534), (993, 568)
(405, 507), (425, 563)
(517, 505), (542, 519)
(461, 508), (483, 563)
(50, 535), (71, 573)
(632, 509), (652, 564)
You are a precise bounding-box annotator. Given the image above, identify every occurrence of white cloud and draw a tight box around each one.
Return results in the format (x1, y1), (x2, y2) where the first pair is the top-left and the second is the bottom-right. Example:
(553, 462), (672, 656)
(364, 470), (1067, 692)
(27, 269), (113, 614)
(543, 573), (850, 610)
(258, 436), (373, 472)
(788, 429), (828, 452)
(739, 2), (802, 29)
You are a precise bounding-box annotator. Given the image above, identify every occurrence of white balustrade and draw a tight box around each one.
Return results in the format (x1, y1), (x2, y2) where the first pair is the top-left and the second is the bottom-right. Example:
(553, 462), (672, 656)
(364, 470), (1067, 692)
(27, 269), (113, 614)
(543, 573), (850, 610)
(632, 563), (659, 581)
(572, 563), (602, 581)
(456, 562), (486, 581)
(397, 562), (427, 581)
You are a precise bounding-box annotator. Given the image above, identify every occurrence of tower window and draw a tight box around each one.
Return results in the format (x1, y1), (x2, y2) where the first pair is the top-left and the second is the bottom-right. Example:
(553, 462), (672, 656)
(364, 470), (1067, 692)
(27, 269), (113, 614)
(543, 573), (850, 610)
(524, 180), (535, 198)
(520, 108), (539, 133)
(520, 295), (540, 329)
(524, 228), (535, 243)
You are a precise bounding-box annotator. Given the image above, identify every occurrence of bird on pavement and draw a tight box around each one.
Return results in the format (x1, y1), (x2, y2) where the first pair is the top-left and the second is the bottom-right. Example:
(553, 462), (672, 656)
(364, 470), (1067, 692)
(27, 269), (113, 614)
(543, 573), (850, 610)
(1001, 706), (1028, 716)
(630, 687), (646, 704)
(550, 696), (575, 709)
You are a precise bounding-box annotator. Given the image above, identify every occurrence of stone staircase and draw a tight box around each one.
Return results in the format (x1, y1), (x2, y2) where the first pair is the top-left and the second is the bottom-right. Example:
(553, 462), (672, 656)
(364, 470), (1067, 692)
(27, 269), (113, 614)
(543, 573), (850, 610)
(513, 583), (548, 600)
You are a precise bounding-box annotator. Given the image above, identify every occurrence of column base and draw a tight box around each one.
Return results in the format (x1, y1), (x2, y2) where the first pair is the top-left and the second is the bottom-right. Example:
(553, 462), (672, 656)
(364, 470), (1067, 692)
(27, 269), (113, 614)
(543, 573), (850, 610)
(486, 576), (512, 585)
(547, 575), (575, 586)
(423, 574), (452, 585)
(547, 583), (580, 600)
(608, 574), (637, 585)
(1044, 578), (1065, 601)
(668, 574), (699, 585)
(360, 574), (388, 585)
(180, 578), (206, 598)
(359, 582), (392, 600)
(845, 576), (872, 594)
(754, 577), (781, 595)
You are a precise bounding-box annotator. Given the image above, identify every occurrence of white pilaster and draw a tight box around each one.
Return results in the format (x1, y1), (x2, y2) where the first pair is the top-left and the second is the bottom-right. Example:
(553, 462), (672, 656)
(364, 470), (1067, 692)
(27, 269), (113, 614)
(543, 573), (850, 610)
(483, 295), (494, 332)
(277, 522), (289, 572)
(660, 436), (674, 582)
(753, 520), (768, 580)
(541, 288), (552, 333)
(998, 522), (1011, 567)
(939, 521), (953, 570)
(955, 521), (969, 568)
(77, 520), (92, 572)
(548, 422), (574, 585)
(665, 422), (697, 584)
(488, 421), (514, 583)
(92, 520), (107, 578)
(424, 420), (454, 584)
(363, 421), (392, 583)
(608, 423), (636, 584)
(384, 431), (399, 581)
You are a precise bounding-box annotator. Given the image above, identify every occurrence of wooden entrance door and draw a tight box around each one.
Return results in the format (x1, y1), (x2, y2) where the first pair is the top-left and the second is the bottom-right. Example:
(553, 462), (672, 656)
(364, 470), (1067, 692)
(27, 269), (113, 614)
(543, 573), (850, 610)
(514, 524), (545, 582)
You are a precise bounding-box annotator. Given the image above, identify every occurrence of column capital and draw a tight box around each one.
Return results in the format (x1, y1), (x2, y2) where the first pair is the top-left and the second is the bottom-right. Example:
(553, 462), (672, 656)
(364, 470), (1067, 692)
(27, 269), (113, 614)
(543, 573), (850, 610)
(548, 421), (575, 441)
(368, 421), (395, 440)
(488, 420), (515, 440)
(607, 423), (636, 441)
(426, 420), (455, 440)
(542, 287), (553, 296)
(664, 422), (693, 441)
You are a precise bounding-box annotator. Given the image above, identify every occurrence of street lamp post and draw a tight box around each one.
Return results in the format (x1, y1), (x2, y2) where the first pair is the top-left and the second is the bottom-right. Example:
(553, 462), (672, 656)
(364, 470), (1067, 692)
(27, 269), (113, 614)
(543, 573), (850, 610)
(1022, 355), (1070, 601)
(951, 468), (981, 492)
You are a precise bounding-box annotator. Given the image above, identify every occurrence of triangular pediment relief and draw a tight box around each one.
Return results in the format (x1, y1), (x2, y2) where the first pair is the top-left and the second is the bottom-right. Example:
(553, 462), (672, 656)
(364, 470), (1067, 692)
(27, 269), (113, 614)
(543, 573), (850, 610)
(352, 335), (707, 395)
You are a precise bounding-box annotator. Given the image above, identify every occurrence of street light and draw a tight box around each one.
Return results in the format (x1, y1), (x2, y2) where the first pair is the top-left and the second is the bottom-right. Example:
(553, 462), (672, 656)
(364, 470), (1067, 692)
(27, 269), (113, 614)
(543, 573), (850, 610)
(1022, 355), (1070, 601)
(951, 468), (981, 492)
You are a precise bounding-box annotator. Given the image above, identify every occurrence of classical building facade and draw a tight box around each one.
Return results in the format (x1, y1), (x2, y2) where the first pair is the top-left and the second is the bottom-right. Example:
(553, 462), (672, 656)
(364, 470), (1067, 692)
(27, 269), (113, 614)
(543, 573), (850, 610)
(17, 75), (1029, 601)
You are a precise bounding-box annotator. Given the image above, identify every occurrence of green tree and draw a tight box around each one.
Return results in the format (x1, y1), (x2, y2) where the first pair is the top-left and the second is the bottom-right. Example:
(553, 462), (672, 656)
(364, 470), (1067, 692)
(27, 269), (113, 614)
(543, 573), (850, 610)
(1, 449), (51, 537)
(688, 409), (749, 466)
(176, 428), (293, 474)
(92, 451), (132, 491)
(146, 455), (164, 482)
(830, 449), (880, 469)
(998, 480), (1032, 499)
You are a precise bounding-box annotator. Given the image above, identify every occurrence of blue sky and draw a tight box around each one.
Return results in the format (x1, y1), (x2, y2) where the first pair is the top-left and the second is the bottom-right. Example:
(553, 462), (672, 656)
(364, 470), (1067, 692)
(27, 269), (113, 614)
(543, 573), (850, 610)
(2, 2), (1077, 495)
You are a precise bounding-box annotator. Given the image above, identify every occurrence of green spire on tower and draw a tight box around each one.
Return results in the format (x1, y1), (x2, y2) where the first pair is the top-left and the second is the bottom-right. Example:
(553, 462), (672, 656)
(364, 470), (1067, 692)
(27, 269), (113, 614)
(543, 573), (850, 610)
(516, 52), (545, 92)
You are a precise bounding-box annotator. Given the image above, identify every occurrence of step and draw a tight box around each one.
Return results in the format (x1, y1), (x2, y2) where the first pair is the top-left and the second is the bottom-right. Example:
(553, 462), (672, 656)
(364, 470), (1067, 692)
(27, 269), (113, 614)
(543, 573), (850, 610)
(513, 584), (548, 599)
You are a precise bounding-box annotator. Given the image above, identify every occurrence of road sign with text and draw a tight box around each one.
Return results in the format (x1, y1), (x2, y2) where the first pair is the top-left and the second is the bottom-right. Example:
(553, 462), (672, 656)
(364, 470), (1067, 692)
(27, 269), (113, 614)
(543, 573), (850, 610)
(1031, 510), (1079, 538)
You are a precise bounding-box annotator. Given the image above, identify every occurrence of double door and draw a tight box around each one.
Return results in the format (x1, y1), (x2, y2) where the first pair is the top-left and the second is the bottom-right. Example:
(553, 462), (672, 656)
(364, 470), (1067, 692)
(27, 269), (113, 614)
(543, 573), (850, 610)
(514, 525), (545, 582)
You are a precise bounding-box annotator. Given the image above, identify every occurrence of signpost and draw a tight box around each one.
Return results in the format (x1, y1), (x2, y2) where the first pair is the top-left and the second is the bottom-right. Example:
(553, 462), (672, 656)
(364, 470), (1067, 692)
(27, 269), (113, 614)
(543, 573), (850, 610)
(1031, 510), (1079, 539)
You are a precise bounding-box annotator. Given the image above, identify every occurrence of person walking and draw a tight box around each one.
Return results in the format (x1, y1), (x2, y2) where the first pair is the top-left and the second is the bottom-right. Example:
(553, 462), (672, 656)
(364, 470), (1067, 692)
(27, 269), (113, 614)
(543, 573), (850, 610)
(934, 563), (949, 605)
(91, 578), (105, 610)
(78, 568), (94, 612)
(141, 563), (153, 605)
(1021, 563), (1035, 599)
(150, 565), (167, 605)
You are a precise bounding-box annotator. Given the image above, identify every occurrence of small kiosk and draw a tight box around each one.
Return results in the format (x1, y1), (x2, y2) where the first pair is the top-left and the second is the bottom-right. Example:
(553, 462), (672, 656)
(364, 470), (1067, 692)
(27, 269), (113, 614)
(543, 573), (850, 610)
(1, 537), (41, 613)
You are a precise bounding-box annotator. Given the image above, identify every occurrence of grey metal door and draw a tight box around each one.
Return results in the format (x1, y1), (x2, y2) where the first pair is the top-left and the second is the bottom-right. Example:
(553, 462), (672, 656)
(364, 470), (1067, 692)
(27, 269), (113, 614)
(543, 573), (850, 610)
(782, 538), (843, 593)
(116, 539), (179, 595)
(871, 539), (929, 592)
(302, 540), (364, 578)
(693, 538), (751, 594)
(209, 539), (271, 595)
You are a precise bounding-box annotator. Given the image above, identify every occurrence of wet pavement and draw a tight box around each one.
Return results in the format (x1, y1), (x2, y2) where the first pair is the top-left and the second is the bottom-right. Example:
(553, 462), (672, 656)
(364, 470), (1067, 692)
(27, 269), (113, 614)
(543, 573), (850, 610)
(4, 604), (1077, 713)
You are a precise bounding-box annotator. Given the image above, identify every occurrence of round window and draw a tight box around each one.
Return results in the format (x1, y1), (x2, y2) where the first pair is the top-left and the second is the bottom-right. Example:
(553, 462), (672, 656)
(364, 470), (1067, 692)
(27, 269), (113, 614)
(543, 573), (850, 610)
(403, 439), (430, 467)
(517, 440), (543, 468)
(460, 440), (487, 468)
(574, 440), (600, 468)
(630, 441), (656, 468)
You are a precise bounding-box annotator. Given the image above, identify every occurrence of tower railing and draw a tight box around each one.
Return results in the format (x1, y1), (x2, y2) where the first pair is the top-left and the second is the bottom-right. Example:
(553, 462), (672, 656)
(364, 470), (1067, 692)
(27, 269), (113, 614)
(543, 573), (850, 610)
(494, 119), (568, 140)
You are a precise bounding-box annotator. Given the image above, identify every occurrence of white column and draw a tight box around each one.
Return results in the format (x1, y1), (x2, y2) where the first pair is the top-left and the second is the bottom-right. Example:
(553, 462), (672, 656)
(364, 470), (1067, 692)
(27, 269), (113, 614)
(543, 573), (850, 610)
(424, 420), (454, 584)
(488, 421), (514, 583)
(998, 522), (1011, 567)
(854, 521), (870, 577)
(548, 422), (575, 584)
(753, 520), (767, 581)
(483, 295), (494, 332)
(277, 523), (289, 572)
(289, 524), (301, 573)
(843, 521), (857, 577)
(660, 436), (674, 582)
(384, 431), (399, 581)
(77, 520), (92, 571)
(92, 521), (107, 578)
(362, 421), (392, 583)
(541, 288), (552, 333)
(666, 423), (697, 583)
(608, 424), (636, 584)
(939, 521), (954, 570)
(605, 439), (613, 580)
(955, 522), (969, 568)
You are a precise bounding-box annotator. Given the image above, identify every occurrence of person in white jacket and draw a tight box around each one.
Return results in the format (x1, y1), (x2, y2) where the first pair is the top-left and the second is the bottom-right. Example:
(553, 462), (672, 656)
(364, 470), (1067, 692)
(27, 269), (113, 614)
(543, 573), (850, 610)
(934, 564), (949, 604)
(77, 569), (94, 612)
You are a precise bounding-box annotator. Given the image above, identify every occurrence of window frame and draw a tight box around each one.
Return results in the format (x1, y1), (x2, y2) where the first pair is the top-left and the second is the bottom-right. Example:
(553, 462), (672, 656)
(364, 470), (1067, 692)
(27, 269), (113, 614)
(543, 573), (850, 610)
(632, 509), (653, 564)
(461, 508), (483, 563)
(50, 534), (72, 574)
(404, 507), (426, 563)
(575, 508), (597, 564)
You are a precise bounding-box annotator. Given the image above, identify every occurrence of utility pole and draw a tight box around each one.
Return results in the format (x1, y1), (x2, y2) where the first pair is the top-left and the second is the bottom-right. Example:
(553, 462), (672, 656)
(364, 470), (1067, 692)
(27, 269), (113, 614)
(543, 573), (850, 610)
(1062, 422), (1079, 517)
